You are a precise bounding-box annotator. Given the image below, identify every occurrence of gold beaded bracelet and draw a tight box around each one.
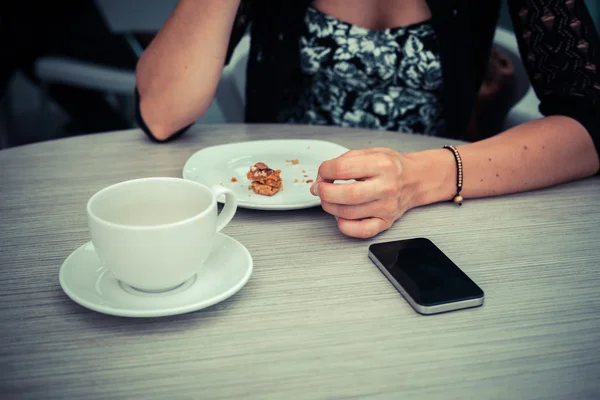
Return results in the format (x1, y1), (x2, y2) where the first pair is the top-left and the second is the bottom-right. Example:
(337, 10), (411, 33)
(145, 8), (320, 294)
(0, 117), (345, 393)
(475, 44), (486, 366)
(442, 145), (463, 206)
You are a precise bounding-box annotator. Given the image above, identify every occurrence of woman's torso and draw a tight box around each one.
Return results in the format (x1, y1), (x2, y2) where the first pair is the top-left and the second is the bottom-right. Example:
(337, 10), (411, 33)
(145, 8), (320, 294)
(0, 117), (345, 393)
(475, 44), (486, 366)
(242, 0), (503, 140)
(277, 4), (445, 135)
(274, 0), (446, 135)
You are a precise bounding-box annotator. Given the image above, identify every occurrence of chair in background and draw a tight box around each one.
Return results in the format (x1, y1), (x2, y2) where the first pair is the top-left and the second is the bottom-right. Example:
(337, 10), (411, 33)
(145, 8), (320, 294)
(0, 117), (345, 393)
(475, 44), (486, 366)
(493, 27), (543, 131)
(34, 58), (137, 127)
(215, 35), (251, 123)
(35, 0), (228, 133)
(33, 0), (179, 131)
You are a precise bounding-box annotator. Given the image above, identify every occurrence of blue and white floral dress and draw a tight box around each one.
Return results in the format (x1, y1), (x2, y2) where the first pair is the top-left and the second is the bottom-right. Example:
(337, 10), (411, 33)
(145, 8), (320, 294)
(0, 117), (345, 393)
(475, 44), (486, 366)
(278, 6), (445, 136)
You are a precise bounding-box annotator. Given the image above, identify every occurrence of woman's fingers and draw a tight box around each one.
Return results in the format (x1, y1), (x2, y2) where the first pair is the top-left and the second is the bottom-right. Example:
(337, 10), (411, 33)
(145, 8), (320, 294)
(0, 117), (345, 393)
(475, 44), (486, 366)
(316, 152), (397, 181)
(313, 180), (381, 205)
(336, 217), (391, 239)
(320, 198), (398, 220)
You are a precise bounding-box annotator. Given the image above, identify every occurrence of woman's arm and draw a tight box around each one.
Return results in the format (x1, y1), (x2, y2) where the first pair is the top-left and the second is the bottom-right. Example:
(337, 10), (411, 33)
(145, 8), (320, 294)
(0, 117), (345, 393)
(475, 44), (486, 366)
(312, 118), (598, 238)
(135, 0), (241, 141)
(312, 116), (599, 239)
(415, 0), (600, 204)
(407, 115), (600, 208)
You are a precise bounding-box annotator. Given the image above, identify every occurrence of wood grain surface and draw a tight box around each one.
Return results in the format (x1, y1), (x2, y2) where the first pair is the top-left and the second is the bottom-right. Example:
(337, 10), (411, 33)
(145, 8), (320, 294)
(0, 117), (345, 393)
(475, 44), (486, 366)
(1, 124), (599, 400)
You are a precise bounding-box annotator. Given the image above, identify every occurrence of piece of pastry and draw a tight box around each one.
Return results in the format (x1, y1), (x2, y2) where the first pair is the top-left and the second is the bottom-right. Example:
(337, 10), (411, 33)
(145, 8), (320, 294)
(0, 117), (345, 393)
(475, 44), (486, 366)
(247, 162), (282, 196)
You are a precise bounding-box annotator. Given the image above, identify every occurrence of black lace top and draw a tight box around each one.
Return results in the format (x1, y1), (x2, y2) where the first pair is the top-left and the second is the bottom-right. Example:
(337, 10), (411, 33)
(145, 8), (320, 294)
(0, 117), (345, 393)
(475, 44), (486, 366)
(136, 0), (600, 159)
(278, 7), (444, 135)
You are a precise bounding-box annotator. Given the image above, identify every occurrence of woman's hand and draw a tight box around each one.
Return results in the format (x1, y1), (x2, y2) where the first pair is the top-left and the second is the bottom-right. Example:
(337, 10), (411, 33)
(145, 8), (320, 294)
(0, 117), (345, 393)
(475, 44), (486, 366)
(310, 148), (420, 238)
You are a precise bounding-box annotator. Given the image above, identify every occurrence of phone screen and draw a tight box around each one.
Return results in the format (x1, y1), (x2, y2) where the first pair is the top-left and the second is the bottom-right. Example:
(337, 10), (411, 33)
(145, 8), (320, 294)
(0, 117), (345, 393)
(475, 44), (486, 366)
(369, 238), (483, 307)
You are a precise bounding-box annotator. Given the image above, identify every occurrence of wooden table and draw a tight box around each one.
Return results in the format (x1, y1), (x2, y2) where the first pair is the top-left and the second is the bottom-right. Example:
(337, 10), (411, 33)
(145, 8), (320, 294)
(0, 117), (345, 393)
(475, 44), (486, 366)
(1, 124), (599, 399)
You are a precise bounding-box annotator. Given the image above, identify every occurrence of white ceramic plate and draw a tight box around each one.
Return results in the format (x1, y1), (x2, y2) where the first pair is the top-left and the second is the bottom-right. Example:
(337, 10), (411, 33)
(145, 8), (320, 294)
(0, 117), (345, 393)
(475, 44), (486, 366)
(59, 233), (253, 318)
(182, 139), (350, 210)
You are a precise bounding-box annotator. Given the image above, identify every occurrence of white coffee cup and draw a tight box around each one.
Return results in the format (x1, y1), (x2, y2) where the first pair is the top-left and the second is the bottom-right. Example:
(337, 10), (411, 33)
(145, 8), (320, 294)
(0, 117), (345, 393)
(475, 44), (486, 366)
(87, 177), (237, 292)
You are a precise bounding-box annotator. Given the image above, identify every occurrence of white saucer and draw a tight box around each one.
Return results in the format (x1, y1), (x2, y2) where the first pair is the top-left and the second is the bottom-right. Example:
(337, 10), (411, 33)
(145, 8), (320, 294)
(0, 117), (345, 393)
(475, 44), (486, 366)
(59, 233), (253, 318)
(182, 139), (351, 210)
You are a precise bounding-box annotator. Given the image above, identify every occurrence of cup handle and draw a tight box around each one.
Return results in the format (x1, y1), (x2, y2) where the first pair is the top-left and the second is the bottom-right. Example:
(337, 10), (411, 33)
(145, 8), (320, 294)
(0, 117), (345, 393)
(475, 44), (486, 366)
(211, 185), (237, 232)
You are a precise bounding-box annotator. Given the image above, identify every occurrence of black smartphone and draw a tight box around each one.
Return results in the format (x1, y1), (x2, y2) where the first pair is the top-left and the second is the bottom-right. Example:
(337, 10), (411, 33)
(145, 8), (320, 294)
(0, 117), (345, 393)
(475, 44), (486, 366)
(368, 238), (484, 315)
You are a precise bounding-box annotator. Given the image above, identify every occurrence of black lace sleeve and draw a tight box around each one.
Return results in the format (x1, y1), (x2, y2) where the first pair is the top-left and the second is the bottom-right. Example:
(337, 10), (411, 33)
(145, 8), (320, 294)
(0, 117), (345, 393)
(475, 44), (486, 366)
(507, 0), (600, 157)
(135, 2), (252, 142)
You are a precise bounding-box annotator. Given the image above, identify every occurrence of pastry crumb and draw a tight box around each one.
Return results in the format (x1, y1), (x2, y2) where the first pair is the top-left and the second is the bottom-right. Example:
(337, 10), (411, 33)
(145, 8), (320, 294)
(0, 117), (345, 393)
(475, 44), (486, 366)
(231, 177), (238, 182)
(294, 178), (299, 183)
(285, 158), (300, 165)
(306, 179), (314, 184)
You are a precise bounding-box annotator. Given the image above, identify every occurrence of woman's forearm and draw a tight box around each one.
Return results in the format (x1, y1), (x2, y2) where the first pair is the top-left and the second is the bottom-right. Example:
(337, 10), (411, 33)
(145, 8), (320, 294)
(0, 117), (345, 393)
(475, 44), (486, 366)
(405, 116), (600, 208)
(136, 0), (240, 140)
